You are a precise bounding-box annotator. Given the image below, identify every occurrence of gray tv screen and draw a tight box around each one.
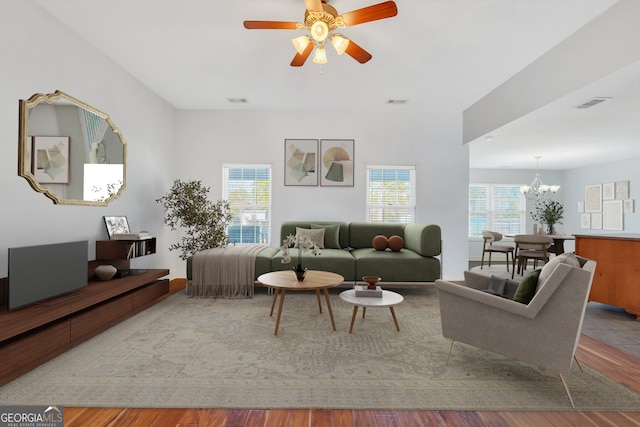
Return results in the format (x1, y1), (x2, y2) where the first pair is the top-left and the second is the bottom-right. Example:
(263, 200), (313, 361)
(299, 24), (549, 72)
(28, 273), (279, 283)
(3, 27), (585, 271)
(8, 240), (88, 310)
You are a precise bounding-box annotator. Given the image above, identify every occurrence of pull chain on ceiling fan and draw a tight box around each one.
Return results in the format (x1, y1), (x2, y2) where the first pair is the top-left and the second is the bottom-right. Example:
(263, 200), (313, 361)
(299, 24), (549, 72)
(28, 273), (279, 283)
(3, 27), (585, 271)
(243, 0), (398, 67)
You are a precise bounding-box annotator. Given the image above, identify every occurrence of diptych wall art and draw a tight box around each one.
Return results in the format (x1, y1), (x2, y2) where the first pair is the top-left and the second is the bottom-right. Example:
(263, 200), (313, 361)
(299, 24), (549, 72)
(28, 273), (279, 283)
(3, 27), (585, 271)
(284, 139), (318, 186)
(320, 139), (354, 187)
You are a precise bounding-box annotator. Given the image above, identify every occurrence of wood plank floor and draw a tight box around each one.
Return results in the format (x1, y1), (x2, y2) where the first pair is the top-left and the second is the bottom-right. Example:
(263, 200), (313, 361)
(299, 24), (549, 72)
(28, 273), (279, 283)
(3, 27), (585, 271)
(62, 280), (640, 426)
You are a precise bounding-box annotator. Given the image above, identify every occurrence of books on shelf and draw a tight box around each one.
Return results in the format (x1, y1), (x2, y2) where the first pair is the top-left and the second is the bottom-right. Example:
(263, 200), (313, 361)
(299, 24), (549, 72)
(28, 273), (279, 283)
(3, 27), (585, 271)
(126, 239), (154, 258)
(111, 232), (152, 240)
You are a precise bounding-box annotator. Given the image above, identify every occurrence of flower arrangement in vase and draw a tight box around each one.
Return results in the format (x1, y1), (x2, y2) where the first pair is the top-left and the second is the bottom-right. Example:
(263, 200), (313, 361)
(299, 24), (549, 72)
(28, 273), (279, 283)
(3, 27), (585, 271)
(280, 234), (321, 281)
(531, 199), (564, 235)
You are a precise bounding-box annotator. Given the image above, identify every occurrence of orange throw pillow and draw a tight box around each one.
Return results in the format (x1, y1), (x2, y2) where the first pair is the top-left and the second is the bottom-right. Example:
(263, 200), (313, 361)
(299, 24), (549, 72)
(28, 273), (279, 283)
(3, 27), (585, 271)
(372, 235), (388, 251)
(388, 235), (404, 252)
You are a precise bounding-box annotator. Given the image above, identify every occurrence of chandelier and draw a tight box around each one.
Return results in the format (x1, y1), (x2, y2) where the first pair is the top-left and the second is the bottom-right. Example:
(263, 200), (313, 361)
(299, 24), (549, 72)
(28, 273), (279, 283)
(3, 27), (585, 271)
(519, 156), (560, 200)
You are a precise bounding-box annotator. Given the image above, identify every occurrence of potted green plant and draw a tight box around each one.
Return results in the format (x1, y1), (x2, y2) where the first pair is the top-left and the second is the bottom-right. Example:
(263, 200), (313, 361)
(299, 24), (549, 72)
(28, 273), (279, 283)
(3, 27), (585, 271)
(156, 179), (234, 260)
(531, 199), (564, 235)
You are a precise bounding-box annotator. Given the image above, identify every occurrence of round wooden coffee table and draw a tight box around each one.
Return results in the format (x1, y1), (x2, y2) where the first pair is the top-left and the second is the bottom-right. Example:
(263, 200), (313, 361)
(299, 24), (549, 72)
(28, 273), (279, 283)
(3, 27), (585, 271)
(339, 289), (404, 333)
(257, 270), (344, 336)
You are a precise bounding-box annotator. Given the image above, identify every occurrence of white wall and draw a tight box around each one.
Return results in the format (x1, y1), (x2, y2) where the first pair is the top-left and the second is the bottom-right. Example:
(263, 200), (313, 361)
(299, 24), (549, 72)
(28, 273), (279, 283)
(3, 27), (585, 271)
(0, 2), (176, 276)
(1, 2), (471, 282)
(174, 110), (470, 280)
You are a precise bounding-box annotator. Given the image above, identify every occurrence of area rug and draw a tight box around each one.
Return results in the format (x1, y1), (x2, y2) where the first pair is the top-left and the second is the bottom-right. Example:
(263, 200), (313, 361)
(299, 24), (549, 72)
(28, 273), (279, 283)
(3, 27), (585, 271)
(1, 287), (639, 411)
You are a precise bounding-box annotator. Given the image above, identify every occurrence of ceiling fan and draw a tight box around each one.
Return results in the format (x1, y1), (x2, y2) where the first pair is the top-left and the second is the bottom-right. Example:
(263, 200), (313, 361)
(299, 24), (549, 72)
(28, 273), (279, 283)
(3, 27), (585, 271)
(243, 0), (398, 66)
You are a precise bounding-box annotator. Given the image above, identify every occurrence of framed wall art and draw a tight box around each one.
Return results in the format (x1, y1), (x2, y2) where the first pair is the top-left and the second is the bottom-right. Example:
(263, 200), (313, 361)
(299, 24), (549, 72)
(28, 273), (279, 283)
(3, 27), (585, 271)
(320, 139), (354, 187)
(603, 200), (623, 230)
(602, 182), (615, 200)
(616, 180), (630, 199)
(591, 213), (603, 230)
(284, 139), (318, 186)
(32, 136), (70, 184)
(584, 184), (602, 213)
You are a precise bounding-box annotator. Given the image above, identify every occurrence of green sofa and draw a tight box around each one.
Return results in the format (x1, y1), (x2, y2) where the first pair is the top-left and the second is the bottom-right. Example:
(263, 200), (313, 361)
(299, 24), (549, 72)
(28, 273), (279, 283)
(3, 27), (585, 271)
(187, 221), (442, 284)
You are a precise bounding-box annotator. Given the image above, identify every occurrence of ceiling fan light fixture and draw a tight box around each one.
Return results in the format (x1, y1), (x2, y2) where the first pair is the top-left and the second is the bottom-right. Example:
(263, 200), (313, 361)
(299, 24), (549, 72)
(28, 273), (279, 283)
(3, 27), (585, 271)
(310, 20), (329, 42)
(331, 34), (349, 54)
(292, 35), (310, 54)
(313, 45), (328, 64)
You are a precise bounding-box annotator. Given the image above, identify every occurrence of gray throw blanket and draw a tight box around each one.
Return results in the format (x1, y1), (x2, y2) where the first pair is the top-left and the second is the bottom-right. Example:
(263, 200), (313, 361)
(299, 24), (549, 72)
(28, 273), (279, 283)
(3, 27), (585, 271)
(192, 244), (267, 299)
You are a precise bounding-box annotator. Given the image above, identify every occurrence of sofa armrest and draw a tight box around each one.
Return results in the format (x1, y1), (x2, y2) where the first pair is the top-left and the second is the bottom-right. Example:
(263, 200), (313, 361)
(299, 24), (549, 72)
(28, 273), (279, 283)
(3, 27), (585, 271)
(403, 223), (441, 256)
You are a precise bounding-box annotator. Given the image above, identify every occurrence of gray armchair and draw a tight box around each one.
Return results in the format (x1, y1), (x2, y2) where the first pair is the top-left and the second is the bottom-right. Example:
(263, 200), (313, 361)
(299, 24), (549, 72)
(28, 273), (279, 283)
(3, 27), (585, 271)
(435, 256), (596, 407)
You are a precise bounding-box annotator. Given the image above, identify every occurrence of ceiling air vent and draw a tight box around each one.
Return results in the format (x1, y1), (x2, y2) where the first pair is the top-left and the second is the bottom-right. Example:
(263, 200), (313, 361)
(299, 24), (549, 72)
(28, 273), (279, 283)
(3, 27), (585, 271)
(387, 99), (407, 105)
(227, 98), (248, 104)
(575, 97), (612, 109)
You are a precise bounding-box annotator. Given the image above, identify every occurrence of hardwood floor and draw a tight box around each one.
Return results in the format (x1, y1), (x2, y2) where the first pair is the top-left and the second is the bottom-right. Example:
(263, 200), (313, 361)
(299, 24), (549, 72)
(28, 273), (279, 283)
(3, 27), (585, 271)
(62, 280), (640, 426)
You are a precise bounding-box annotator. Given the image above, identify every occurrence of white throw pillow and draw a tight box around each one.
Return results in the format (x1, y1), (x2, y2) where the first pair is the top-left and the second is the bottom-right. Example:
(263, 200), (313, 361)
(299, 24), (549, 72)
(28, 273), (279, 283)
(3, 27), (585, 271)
(295, 227), (325, 249)
(537, 253), (581, 290)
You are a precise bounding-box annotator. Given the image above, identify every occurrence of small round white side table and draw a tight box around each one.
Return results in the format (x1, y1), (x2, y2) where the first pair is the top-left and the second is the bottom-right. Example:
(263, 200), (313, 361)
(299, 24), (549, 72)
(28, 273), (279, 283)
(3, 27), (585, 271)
(339, 289), (404, 333)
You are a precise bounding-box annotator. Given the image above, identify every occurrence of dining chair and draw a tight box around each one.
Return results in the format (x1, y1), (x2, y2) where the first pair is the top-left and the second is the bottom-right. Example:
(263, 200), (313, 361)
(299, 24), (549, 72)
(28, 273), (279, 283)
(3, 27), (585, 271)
(481, 230), (514, 272)
(512, 234), (553, 278)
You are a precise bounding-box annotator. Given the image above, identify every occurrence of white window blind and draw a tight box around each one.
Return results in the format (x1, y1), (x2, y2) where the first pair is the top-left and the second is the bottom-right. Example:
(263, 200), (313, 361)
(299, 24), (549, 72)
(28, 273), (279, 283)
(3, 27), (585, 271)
(366, 165), (416, 223)
(222, 164), (272, 244)
(469, 184), (525, 237)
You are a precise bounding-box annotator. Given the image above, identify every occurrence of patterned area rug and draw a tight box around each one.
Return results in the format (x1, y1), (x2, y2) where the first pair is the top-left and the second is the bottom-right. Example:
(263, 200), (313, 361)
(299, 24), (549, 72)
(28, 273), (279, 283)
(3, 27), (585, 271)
(1, 287), (639, 411)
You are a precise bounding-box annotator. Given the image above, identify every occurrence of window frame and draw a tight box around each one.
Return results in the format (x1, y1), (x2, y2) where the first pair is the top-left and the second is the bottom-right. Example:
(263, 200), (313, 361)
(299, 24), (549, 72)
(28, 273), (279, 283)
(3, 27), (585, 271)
(366, 165), (416, 223)
(469, 183), (526, 238)
(222, 164), (272, 245)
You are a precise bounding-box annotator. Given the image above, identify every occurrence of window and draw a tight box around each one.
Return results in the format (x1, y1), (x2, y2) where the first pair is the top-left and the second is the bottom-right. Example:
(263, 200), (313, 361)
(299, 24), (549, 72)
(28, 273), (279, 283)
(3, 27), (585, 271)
(469, 184), (525, 237)
(366, 165), (416, 222)
(223, 164), (272, 244)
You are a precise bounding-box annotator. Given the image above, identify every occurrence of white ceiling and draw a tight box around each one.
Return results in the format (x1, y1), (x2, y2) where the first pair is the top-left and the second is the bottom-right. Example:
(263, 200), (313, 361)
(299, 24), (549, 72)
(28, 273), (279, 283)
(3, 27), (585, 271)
(34, 0), (637, 171)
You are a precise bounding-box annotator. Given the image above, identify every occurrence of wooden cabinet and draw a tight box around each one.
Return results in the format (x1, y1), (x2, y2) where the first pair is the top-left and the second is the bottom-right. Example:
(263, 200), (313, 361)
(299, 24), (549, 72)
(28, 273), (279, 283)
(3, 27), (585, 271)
(0, 268), (169, 386)
(575, 233), (640, 320)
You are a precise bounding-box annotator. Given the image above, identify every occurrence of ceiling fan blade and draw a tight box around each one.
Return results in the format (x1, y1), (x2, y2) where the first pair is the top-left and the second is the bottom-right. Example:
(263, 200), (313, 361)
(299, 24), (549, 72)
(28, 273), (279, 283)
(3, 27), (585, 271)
(345, 40), (373, 64)
(304, 0), (323, 12)
(243, 21), (299, 30)
(290, 42), (315, 67)
(340, 1), (398, 26)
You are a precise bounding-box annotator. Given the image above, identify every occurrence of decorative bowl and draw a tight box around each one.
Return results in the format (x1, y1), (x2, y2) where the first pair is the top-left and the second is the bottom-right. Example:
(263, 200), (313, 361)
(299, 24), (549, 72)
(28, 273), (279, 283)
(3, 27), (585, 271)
(362, 276), (382, 290)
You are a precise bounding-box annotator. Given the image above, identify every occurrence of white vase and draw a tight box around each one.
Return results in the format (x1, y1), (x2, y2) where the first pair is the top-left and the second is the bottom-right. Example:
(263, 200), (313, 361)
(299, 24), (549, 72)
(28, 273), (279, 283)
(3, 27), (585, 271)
(95, 264), (117, 281)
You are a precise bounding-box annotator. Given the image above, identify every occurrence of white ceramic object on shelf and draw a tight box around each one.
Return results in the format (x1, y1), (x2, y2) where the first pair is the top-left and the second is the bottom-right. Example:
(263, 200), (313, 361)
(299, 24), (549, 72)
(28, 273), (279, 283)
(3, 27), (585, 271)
(95, 264), (117, 281)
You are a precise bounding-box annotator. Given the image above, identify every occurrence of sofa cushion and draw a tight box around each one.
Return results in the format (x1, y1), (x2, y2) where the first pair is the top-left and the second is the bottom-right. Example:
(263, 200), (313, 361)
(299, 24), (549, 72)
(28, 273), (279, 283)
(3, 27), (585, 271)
(513, 269), (541, 304)
(372, 235), (388, 251)
(388, 235), (404, 252)
(311, 223), (341, 249)
(281, 222), (350, 249)
(352, 247), (441, 282)
(537, 253), (581, 290)
(295, 227), (325, 249)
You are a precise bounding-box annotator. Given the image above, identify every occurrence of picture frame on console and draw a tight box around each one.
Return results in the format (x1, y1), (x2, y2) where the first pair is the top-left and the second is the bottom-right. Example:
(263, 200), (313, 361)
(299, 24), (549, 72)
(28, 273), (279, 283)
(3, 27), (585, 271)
(104, 215), (130, 238)
(320, 139), (354, 187)
(284, 139), (318, 186)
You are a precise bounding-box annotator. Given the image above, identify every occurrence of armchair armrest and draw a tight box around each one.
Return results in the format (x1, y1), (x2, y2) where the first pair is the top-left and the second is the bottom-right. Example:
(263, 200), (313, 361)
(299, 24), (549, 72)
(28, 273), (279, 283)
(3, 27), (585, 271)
(435, 279), (535, 318)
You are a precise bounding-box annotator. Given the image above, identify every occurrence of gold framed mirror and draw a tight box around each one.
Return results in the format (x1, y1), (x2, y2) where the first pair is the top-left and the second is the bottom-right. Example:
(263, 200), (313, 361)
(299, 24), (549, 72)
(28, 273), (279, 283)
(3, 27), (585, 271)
(18, 90), (127, 206)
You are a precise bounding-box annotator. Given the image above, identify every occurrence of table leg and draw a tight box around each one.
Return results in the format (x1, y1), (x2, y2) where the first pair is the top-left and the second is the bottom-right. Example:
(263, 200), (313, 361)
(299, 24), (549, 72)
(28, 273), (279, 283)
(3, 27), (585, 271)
(269, 288), (279, 317)
(316, 289), (323, 313)
(323, 288), (336, 331)
(390, 306), (400, 331)
(349, 306), (358, 333)
(274, 289), (286, 336)
(362, 306), (367, 319)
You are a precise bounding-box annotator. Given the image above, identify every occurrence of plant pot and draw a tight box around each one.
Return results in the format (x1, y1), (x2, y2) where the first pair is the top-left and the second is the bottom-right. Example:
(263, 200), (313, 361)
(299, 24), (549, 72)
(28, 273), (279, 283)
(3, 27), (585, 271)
(293, 265), (306, 281)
